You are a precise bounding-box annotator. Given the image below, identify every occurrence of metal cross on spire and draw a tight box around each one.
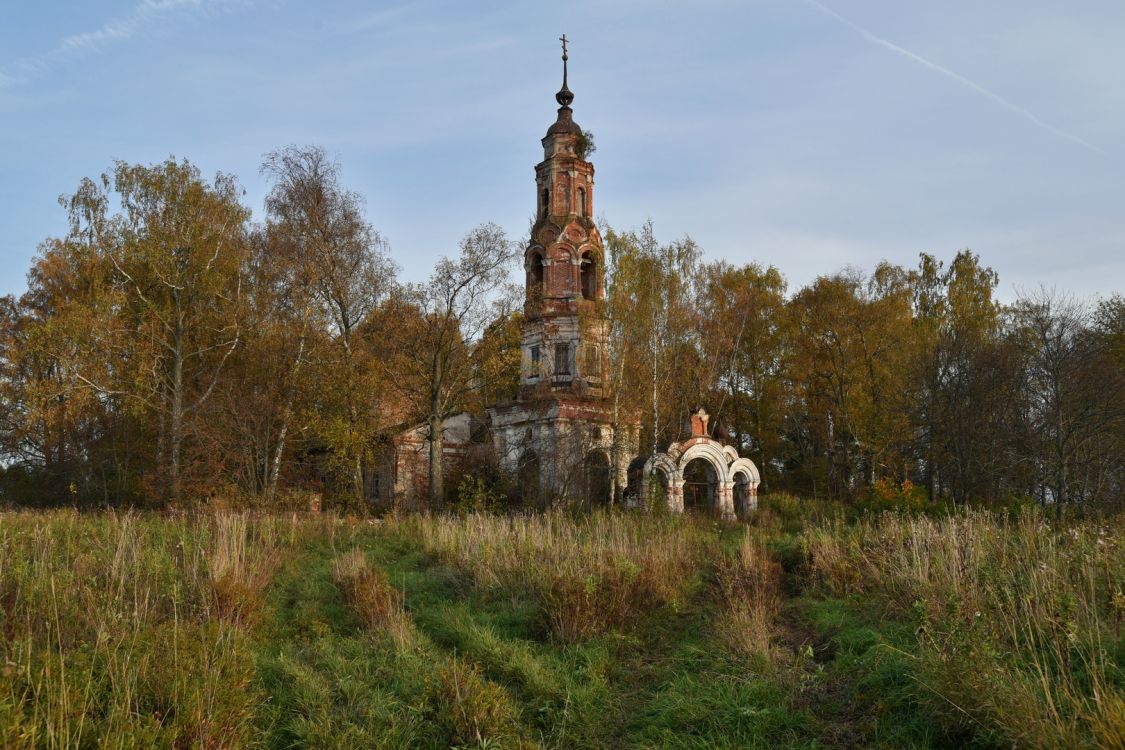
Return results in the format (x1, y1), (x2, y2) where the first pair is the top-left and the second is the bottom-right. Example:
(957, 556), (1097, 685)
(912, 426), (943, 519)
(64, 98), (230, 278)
(555, 33), (574, 107)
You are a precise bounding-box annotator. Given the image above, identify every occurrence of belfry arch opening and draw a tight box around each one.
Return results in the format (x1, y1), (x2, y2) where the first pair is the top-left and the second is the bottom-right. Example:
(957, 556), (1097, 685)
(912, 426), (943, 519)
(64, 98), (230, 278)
(577, 186), (587, 217)
(580, 251), (597, 300)
(527, 251), (544, 296)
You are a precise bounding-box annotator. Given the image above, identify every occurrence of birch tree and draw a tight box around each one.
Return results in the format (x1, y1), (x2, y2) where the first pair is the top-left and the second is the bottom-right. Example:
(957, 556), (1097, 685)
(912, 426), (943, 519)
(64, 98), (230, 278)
(260, 146), (396, 504)
(388, 223), (515, 508)
(67, 159), (252, 504)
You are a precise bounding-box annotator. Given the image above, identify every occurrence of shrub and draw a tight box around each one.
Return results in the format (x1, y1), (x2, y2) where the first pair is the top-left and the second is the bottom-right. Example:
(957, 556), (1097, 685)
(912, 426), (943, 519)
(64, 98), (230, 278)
(856, 478), (931, 515)
(453, 474), (504, 515)
(758, 492), (804, 533)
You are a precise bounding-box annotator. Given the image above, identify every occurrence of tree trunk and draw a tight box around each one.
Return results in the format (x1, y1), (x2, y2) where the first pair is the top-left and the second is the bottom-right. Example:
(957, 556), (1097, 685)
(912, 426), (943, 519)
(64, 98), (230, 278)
(610, 334), (628, 504)
(266, 332), (307, 501)
(429, 413), (444, 509)
(651, 327), (659, 455)
(169, 310), (184, 506)
(354, 453), (365, 507)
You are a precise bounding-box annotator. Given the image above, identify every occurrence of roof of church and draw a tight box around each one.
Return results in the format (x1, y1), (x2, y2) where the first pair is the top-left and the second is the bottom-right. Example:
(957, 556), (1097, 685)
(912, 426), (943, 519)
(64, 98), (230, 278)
(547, 106), (582, 137)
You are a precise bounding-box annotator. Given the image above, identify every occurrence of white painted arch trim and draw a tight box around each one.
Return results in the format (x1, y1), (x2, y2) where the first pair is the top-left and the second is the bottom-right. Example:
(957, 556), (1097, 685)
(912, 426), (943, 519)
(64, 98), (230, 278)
(643, 452), (677, 480)
(676, 441), (733, 482)
(729, 457), (761, 487)
(638, 437), (761, 516)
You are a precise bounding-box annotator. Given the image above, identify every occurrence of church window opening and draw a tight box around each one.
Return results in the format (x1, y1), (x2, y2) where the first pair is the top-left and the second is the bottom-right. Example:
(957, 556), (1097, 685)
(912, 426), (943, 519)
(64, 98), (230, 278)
(541, 188), (550, 216)
(578, 186), (587, 216)
(580, 252), (597, 300)
(554, 343), (571, 376)
(529, 345), (541, 377)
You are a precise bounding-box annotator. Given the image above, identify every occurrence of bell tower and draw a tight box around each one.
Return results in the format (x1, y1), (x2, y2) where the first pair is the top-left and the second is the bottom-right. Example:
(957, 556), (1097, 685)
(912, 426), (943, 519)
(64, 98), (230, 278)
(521, 33), (609, 397)
(487, 36), (637, 505)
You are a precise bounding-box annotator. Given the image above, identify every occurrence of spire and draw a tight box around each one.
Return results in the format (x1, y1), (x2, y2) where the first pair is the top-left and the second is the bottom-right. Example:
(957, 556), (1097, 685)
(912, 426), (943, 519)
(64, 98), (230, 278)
(547, 34), (581, 137)
(556, 34), (574, 107)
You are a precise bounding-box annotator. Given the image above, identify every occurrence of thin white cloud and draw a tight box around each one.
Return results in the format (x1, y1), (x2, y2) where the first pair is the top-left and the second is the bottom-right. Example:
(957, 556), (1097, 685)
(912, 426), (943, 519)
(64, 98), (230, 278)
(0, 0), (244, 88)
(804, 0), (1105, 155)
(339, 4), (420, 34)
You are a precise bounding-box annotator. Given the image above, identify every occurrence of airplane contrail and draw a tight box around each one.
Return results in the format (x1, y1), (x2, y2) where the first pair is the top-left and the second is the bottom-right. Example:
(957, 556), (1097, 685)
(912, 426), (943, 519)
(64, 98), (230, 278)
(804, 0), (1105, 155)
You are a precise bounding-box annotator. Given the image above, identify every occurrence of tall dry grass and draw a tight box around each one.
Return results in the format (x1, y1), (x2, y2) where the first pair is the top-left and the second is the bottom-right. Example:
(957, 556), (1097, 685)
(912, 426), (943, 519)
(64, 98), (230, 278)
(392, 511), (714, 640)
(713, 529), (782, 660)
(424, 656), (530, 749)
(332, 548), (415, 648)
(0, 510), (288, 748)
(207, 512), (284, 626)
(803, 509), (1125, 748)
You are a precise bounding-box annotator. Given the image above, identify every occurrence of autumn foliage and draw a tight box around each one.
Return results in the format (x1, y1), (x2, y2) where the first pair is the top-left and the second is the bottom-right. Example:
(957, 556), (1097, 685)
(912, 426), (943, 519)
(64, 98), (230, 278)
(1, 152), (1123, 513)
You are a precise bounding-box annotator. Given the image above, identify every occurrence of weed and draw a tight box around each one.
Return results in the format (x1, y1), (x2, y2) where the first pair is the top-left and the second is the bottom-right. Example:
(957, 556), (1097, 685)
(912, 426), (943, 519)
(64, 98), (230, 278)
(1, 504), (1119, 748)
(425, 656), (525, 749)
(332, 548), (415, 648)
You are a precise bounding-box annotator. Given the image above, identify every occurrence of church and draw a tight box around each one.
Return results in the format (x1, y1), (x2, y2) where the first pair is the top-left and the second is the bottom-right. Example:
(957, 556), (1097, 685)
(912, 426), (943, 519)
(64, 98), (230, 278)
(379, 38), (760, 519)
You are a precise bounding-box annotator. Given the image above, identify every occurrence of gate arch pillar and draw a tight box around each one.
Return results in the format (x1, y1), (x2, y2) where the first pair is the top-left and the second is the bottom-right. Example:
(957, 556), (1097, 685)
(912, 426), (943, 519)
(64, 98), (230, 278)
(718, 480), (736, 520)
(667, 477), (685, 513)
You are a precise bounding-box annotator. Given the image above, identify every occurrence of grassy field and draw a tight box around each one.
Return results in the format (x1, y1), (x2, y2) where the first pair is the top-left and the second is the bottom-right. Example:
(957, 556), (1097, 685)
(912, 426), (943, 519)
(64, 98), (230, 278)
(0, 500), (1122, 749)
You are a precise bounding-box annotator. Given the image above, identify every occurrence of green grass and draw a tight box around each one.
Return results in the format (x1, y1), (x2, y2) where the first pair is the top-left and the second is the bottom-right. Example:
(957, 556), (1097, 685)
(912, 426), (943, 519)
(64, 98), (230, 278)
(0, 506), (1120, 748)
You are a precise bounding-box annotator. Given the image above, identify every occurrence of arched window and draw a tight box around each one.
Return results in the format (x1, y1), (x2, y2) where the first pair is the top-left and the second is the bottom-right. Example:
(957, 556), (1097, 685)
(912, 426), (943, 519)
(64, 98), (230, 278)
(527, 251), (544, 293)
(541, 188), (550, 216)
(580, 251), (597, 300)
(577, 187), (587, 217)
(528, 345), (541, 378)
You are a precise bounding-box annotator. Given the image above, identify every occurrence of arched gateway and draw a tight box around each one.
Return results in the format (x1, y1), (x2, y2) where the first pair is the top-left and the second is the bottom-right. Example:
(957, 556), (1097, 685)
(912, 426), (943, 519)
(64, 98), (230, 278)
(638, 408), (760, 520)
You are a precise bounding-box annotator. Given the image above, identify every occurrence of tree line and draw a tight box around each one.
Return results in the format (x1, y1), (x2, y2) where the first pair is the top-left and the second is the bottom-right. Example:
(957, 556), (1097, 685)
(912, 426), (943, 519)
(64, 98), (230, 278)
(0, 148), (515, 510)
(1, 149), (1122, 514)
(606, 222), (1125, 513)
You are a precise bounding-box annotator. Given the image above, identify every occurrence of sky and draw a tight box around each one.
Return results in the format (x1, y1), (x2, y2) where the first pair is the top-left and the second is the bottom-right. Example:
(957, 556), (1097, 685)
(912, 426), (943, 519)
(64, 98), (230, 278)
(1, 0), (1122, 302)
